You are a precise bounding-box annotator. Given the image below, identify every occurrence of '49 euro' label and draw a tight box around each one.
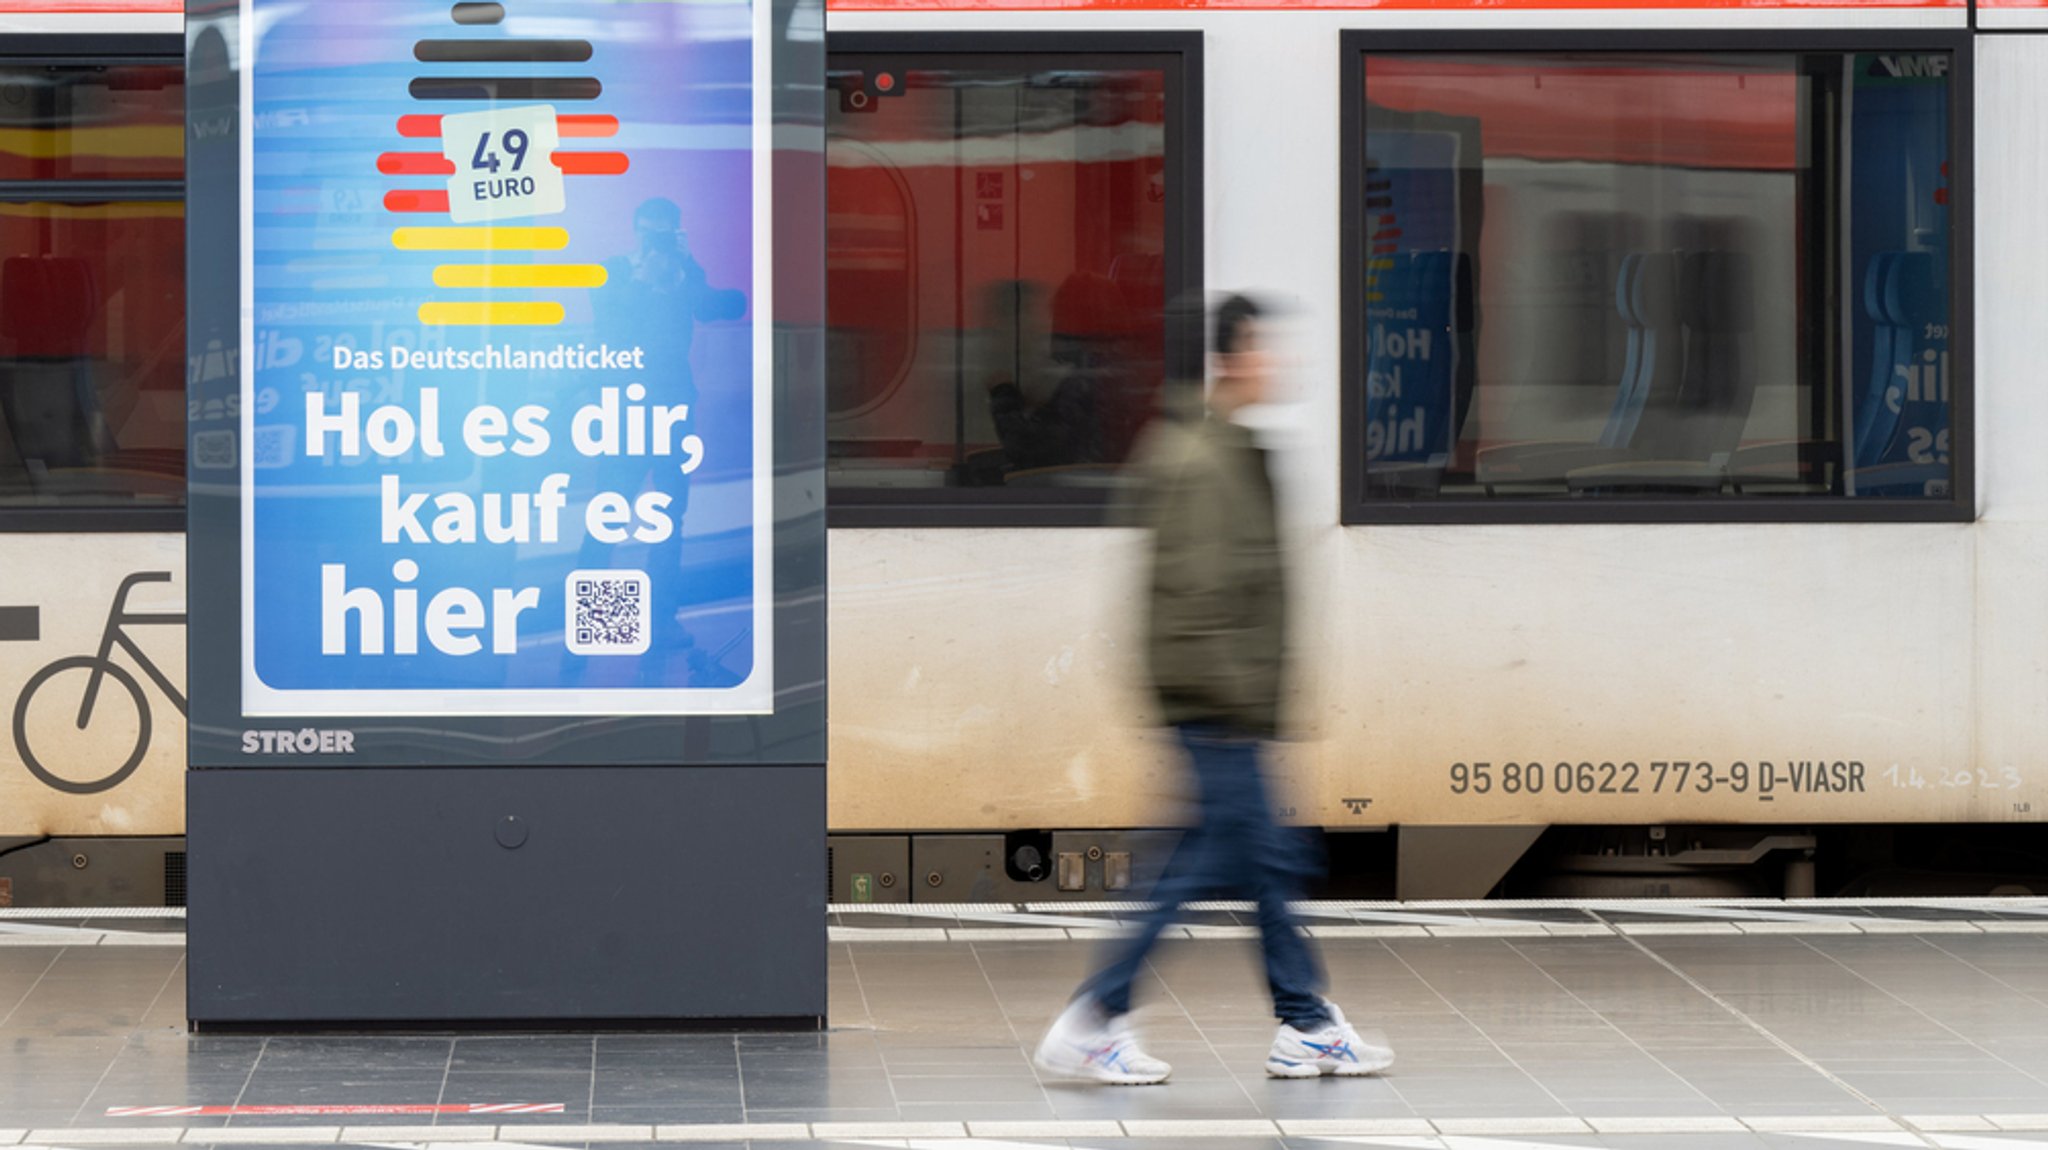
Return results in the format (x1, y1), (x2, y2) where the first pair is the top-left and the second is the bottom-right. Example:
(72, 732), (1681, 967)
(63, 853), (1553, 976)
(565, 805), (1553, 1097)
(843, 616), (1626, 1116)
(441, 105), (565, 225)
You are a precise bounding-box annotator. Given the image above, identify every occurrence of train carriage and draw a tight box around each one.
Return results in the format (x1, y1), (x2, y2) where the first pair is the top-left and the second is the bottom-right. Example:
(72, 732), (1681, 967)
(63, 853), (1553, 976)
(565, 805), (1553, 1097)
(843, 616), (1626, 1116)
(0, 0), (2042, 906)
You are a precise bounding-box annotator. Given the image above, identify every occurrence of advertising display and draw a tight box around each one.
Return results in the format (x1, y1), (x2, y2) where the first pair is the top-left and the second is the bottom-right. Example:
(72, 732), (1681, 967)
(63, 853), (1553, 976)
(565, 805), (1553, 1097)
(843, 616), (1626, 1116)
(1362, 129), (1461, 469)
(1846, 51), (1953, 497)
(186, 0), (825, 766)
(242, 0), (767, 717)
(183, 0), (824, 1023)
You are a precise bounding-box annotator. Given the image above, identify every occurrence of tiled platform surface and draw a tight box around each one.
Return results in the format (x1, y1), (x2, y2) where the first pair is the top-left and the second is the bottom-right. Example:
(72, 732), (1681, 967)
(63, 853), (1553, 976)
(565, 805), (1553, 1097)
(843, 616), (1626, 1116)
(4, 900), (2048, 1150)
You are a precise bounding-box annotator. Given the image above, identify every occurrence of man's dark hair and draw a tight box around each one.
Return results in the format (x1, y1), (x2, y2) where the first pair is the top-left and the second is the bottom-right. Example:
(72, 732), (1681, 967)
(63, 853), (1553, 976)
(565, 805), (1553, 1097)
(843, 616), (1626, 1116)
(1213, 294), (1262, 358)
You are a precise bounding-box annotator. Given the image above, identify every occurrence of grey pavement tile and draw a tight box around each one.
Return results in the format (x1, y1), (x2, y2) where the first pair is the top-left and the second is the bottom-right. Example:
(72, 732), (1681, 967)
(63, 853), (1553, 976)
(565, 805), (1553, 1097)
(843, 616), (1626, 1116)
(1112, 1140), (1289, 1150)
(536, 1137), (745, 1145)
(1045, 1093), (1271, 1122)
(738, 1107), (903, 1124)
(739, 1093), (899, 1114)
(253, 1038), (454, 1070)
(889, 1101), (1063, 1122)
(448, 1037), (595, 1072)
(873, 1044), (1030, 1071)
(598, 1058), (741, 1081)
(882, 1075), (1046, 1105)
(586, 1106), (748, 1124)
(82, 1072), (255, 1105)
(0, 1110), (103, 1128)
(440, 1070), (595, 1096)
(593, 1072), (745, 1104)
(234, 1086), (450, 1109)
(597, 1056), (741, 1076)
(19, 909), (2048, 1144)
(1243, 1083), (1413, 1120)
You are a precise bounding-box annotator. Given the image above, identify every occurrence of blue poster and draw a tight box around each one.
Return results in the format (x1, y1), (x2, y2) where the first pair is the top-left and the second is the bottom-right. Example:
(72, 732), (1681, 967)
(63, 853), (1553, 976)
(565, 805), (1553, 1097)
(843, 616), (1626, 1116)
(1363, 129), (1461, 466)
(242, 0), (771, 716)
(1846, 53), (1952, 497)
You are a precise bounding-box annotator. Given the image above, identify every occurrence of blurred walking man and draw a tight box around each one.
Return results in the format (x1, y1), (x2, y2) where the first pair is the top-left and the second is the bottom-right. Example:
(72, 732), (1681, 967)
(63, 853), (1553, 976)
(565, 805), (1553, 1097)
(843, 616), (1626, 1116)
(1034, 295), (1395, 1086)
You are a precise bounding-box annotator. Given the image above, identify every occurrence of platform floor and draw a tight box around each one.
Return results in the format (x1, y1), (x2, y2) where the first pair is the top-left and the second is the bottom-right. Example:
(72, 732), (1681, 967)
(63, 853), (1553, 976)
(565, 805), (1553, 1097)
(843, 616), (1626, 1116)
(3, 901), (2048, 1149)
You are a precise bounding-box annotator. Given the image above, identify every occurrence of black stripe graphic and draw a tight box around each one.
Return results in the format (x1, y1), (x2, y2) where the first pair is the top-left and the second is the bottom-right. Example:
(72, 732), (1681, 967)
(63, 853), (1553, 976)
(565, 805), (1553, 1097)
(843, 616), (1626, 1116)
(451, 2), (505, 25)
(416, 39), (593, 63)
(410, 77), (603, 101)
(0, 606), (39, 643)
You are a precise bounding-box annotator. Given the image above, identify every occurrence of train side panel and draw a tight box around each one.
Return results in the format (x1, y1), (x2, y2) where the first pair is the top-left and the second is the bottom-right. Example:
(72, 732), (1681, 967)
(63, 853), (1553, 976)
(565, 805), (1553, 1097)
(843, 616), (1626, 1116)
(1972, 32), (2048, 818)
(0, 535), (185, 837)
(6, 9), (2039, 843)
(823, 8), (2031, 832)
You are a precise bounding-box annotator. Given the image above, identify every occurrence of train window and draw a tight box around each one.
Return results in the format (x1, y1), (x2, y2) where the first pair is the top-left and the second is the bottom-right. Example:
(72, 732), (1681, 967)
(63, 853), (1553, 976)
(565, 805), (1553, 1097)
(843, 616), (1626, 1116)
(1341, 35), (1969, 523)
(0, 202), (185, 511)
(0, 42), (184, 529)
(825, 34), (1202, 526)
(0, 63), (184, 182)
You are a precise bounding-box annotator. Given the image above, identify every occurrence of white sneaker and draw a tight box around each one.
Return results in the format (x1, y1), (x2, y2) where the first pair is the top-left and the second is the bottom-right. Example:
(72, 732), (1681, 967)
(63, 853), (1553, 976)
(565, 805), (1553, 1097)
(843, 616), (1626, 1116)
(1032, 997), (1173, 1085)
(1266, 999), (1395, 1078)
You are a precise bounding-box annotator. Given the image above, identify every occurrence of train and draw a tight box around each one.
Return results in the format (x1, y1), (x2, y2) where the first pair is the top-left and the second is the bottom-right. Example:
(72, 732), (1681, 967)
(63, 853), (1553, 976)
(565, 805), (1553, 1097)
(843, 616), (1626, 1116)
(2, 0), (2044, 909)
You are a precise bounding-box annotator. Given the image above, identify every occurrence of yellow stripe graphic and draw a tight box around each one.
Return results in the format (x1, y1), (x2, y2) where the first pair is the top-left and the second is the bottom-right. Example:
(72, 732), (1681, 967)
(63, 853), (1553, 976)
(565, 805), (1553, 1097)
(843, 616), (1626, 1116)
(419, 302), (566, 326)
(0, 202), (181, 220)
(433, 264), (608, 288)
(0, 125), (183, 161)
(392, 227), (570, 251)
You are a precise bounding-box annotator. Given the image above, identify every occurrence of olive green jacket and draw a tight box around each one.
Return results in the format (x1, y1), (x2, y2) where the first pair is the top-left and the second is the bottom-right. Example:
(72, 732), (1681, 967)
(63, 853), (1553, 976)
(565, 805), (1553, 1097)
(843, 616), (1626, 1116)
(1130, 412), (1288, 737)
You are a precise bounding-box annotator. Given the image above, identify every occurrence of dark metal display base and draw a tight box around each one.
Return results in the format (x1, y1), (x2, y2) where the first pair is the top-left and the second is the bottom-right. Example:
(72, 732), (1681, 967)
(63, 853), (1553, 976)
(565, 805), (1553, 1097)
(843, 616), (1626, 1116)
(187, 766), (825, 1028)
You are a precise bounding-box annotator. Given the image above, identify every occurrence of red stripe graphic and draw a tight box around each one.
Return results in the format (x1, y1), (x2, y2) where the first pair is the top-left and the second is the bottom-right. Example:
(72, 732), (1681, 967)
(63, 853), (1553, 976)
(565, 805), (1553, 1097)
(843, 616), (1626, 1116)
(384, 189), (451, 213)
(108, 1103), (565, 1117)
(379, 152), (630, 178)
(396, 114), (620, 139)
(551, 152), (630, 176)
(378, 152), (457, 176)
(0, 1), (182, 10)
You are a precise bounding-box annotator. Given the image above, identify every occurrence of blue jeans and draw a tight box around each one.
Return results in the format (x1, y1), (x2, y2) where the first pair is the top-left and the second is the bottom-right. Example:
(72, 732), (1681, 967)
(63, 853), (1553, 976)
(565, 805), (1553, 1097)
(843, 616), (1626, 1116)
(1078, 725), (1331, 1031)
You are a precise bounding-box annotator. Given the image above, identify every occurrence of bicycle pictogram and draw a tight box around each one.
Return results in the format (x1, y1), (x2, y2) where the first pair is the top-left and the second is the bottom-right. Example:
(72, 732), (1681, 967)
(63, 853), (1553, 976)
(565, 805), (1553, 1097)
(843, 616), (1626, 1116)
(10, 572), (186, 795)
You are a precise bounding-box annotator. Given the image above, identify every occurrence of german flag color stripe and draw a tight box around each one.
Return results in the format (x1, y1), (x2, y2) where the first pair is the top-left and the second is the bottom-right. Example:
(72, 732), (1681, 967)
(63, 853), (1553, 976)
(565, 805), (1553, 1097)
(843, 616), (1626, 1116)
(377, 152), (630, 177)
(397, 114), (619, 139)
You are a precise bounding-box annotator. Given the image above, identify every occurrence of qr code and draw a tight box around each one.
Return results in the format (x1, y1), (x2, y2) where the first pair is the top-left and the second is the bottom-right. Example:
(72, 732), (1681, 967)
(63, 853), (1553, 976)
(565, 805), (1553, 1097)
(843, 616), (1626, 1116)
(564, 569), (651, 656)
(252, 424), (296, 469)
(191, 430), (236, 470)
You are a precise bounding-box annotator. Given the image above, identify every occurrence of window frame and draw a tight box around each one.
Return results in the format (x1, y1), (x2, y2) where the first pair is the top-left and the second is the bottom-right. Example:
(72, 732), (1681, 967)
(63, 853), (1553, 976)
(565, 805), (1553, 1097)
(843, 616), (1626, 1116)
(0, 32), (186, 534)
(1339, 28), (1975, 526)
(823, 30), (1205, 529)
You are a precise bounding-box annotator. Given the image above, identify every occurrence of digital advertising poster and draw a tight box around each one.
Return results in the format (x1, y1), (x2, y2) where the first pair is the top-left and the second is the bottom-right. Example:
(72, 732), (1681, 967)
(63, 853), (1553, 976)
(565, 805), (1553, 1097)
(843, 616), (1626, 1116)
(1362, 128), (1460, 467)
(1845, 51), (1953, 498)
(239, 0), (771, 717)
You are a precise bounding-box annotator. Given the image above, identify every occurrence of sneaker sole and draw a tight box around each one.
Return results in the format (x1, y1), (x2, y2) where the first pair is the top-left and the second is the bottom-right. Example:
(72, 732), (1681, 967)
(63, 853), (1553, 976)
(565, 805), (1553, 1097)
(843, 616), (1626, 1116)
(1035, 1055), (1170, 1086)
(1266, 1058), (1395, 1078)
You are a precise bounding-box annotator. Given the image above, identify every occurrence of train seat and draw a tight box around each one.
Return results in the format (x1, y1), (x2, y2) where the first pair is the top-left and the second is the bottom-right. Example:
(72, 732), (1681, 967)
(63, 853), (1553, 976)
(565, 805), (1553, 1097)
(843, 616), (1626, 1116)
(0, 255), (112, 489)
(1474, 250), (1680, 491)
(1851, 250), (1950, 496)
(1567, 249), (1760, 494)
(1853, 251), (1909, 465)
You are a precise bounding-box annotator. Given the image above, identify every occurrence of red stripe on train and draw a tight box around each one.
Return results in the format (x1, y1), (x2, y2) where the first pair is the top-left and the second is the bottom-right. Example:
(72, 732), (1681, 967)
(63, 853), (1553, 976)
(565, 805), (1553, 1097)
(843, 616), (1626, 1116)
(826, 0), (1955, 9)
(0, 1), (183, 11)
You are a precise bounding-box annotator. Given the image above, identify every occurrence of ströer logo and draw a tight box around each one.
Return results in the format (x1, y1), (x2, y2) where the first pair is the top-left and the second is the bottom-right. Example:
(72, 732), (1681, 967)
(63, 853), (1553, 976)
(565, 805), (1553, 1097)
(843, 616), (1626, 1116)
(241, 729), (358, 755)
